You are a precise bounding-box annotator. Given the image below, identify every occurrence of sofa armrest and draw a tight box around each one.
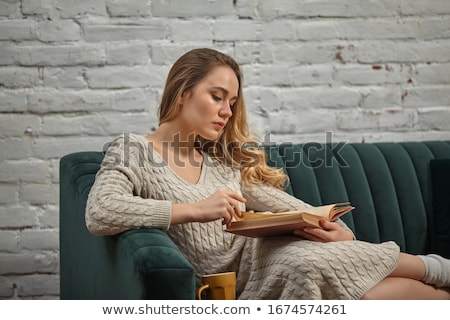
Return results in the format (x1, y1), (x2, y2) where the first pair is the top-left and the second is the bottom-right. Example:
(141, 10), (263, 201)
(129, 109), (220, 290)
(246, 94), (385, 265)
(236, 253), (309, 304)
(60, 151), (195, 299)
(116, 228), (196, 299)
(60, 225), (195, 299)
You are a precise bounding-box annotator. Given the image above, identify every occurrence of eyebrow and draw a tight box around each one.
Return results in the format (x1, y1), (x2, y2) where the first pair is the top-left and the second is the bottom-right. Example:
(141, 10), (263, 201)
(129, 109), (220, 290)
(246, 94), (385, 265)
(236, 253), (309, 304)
(211, 86), (238, 101)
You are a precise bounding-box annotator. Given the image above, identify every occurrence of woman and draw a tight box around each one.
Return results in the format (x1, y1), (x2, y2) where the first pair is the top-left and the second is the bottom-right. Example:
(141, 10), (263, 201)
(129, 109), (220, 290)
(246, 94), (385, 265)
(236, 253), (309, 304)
(86, 48), (450, 299)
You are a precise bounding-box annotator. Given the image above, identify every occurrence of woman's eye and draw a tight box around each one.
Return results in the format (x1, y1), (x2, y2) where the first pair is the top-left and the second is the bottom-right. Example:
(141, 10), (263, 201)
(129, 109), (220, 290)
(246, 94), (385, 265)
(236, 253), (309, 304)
(212, 95), (222, 102)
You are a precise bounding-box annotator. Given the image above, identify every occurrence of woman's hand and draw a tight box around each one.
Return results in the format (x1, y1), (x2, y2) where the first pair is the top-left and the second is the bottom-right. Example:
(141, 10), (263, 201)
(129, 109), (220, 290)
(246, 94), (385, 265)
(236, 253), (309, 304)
(293, 219), (354, 242)
(171, 189), (246, 226)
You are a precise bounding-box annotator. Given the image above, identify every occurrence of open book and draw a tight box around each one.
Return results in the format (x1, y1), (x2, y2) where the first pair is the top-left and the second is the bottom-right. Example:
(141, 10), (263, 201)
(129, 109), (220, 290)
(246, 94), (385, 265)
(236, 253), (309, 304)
(226, 202), (354, 238)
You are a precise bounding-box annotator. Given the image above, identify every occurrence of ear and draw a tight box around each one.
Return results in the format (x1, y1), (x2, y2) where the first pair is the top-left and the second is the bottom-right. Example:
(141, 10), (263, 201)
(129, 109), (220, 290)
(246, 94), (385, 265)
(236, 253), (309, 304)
(179, 89), (192, 106)
(176, 93), (184, 108)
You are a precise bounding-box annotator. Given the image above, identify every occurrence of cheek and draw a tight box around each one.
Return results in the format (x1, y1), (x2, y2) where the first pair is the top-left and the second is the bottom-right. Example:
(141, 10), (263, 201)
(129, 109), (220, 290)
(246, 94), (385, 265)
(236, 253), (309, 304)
(183, 99), (213, 125)
(193, 102), (206, 113)
(193, 99), (215, 118)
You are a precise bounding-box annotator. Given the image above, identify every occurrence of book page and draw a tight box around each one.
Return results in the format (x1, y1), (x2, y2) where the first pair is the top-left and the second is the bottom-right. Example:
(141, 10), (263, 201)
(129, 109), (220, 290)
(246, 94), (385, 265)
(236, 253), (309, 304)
(234, 211), (291, 222)
(300, 204), (336, 219)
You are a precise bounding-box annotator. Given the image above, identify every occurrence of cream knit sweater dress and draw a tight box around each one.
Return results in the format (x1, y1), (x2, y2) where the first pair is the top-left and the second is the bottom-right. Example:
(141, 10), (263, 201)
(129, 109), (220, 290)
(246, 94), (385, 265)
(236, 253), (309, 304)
(86, 133), (400, 299)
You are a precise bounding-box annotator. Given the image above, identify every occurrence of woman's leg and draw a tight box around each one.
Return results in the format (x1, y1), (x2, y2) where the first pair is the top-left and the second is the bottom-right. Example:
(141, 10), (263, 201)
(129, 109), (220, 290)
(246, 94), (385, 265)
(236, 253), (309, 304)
(390, 252), (450, 287)
(361, 252), (450, 299)
(389, 252), (426, 279)
(361, 277), (450, 300)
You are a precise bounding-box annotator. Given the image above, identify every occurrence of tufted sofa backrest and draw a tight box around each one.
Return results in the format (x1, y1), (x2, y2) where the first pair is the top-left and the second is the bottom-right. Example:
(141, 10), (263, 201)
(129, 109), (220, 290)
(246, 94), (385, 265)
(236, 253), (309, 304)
(265, 141), (450, 256)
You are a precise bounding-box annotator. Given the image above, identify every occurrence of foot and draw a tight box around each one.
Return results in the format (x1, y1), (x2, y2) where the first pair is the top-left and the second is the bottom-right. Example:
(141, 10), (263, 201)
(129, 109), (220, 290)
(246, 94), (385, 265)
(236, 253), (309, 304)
(419, 254), (450, 288)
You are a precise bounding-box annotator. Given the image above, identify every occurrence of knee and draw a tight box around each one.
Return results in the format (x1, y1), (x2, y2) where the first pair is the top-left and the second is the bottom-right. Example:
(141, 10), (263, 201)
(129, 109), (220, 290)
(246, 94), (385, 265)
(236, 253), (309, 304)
(360, 289), (375, 300)
(360, 277), (420, 300)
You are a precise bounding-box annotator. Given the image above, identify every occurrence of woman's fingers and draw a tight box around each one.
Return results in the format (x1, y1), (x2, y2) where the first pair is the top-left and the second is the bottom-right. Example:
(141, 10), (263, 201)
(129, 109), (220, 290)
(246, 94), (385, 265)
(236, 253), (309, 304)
(227, 200), (242, 218)
(218, 190), (246, 219)
(228, 191), (247, 204)
(198, 189), (247, 225)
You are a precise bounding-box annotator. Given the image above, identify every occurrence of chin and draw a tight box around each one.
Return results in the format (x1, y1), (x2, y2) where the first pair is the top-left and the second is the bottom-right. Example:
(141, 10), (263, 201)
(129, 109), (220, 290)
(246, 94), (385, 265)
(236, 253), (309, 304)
(199, 131), (221, 141)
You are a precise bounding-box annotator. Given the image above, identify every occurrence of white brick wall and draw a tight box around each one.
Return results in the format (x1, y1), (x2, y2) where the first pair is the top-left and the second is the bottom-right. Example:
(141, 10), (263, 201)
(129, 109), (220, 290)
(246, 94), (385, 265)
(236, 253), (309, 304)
(1, 0), (450, 299)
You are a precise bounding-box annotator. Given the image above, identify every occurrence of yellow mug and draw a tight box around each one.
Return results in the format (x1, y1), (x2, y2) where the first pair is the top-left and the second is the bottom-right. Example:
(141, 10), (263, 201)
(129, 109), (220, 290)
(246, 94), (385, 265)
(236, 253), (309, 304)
(196, 271), (236, 300)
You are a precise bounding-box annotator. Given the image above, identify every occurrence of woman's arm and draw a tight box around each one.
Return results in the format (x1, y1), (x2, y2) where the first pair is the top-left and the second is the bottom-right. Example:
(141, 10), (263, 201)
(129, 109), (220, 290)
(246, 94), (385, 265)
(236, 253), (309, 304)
(241, 182), (312, 213)
(85, 135), (172, 236)
(86, 167), (173, 236)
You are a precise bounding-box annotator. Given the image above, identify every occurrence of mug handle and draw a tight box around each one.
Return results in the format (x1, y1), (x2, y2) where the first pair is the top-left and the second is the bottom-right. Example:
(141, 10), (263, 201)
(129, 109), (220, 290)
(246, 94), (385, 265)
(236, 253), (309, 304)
(196, 284), (210, 300)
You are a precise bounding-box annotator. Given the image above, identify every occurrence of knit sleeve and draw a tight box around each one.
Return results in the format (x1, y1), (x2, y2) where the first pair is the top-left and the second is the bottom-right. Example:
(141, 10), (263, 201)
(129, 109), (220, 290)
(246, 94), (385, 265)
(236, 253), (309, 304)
(241, 183), (312, 213)
(85, 134), (172, 236)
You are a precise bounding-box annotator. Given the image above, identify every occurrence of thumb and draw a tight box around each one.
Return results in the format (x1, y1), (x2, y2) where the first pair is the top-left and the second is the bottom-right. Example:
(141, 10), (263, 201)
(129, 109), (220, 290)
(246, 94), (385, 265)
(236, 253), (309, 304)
(319, 219), (335, 230)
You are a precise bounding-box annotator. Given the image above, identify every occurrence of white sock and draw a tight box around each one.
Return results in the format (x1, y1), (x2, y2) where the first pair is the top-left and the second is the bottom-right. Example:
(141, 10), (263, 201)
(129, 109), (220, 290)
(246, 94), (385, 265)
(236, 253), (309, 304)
(418, 254), (450, 288)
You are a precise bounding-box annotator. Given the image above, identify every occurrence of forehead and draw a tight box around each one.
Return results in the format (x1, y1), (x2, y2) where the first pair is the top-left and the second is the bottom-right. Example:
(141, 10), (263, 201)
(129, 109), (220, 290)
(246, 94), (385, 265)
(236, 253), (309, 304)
(200, 66), (239, 96)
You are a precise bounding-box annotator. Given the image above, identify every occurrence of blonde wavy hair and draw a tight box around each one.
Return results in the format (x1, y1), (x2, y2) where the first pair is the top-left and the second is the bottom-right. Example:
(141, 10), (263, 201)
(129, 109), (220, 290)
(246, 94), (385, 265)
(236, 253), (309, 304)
(158, 48), (288, 189)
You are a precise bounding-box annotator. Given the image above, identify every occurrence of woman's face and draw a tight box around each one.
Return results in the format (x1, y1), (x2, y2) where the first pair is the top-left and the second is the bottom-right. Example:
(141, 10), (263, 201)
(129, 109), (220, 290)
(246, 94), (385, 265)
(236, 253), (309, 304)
(179, 65), (239, 140)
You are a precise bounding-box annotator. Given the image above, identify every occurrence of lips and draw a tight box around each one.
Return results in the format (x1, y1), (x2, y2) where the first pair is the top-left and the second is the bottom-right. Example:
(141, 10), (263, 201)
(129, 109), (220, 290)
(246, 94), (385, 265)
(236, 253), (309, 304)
(212, 121), (225, 129)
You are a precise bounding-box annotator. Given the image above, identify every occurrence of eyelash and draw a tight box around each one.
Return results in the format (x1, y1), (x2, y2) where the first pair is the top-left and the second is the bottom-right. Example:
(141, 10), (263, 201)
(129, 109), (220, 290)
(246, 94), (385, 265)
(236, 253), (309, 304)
(212, 95), (235, 108)
(212, 95), (222, 102)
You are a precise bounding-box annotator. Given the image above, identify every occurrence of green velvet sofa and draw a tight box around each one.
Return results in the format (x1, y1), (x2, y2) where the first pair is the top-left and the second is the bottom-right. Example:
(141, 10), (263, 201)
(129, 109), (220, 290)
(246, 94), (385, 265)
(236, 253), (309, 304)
(59, 140), (450, 299)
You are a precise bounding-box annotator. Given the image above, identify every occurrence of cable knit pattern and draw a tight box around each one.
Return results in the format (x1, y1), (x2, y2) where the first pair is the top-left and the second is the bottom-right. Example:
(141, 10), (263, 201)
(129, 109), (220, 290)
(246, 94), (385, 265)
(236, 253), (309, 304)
(86, 133), (400, 299)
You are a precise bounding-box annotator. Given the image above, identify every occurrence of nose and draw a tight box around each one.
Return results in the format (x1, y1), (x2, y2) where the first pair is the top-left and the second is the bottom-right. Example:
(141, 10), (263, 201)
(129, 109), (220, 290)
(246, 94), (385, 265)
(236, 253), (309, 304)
(219, 103), (233, 119)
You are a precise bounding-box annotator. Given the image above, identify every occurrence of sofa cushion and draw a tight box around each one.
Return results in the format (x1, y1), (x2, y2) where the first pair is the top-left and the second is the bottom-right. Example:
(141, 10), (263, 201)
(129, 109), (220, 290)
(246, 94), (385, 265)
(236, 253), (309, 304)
(430, 159), (450, 258)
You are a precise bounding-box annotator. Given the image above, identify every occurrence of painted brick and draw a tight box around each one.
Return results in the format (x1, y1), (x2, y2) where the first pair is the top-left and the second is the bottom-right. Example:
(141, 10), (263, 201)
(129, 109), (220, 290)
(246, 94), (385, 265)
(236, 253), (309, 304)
(19, 183), (59, 205)
(0, 0), (19, 17)
(0, 184), (18, 204)
(0, 138), (31, 161)
(42, 67), (87, 89)
(55, 0), (107, 18)
(106, 0), (151, 16)
(259, 1), (400, 18)
(113, 88), (161, 113)
(16, 274), (59, 297)
(30, 136), (115, 159)
(0, 159), (49, 183)
(414, 63), (450, 85)
(0, 67), (40, 88)
(22, 0), (55, 17)
(105, 42), (149, 65)
(41, 113), (156, 136)
(0, 89), (28, 112)
(0, 276), (15, 298)
(36, 20), (82, 42)
(85, 66), (155, 89)
(403, 86), (450, 108)
(0, 114), (41, 138)
(418, 107), (450, 130)
(0, 205), (39, 229)
(0, 19), (37, 41)
(334, 64), (410, 86)
(0, 44), (106, 66)
(152, 0), (233, 18)
(170, 20), (213, 41)
(399, 0), (450, 15)
(0, 231), (19, 253)
(20, 230), (59, 251)
(38, 205), (59, 228)
(28, 89), (113, 113)
(296, 18), (419, 41)
(83, 23), (168, 42)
